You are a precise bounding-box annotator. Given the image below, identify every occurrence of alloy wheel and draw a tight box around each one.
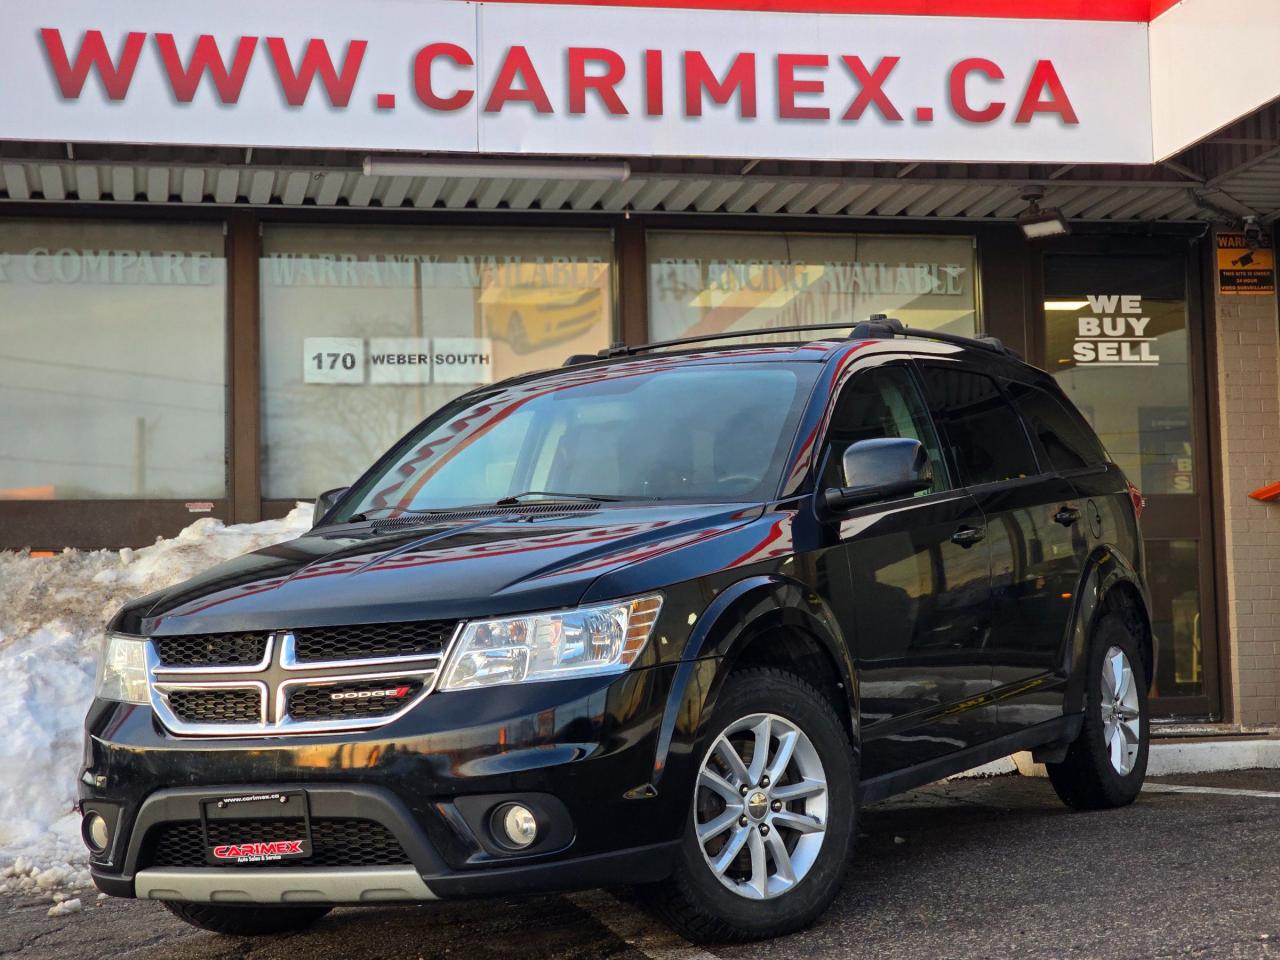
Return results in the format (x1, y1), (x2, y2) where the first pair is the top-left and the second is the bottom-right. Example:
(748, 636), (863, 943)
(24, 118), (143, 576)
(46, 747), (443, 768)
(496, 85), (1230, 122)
(693, 712), (828, 900)
(1101, 646), (1142, 775)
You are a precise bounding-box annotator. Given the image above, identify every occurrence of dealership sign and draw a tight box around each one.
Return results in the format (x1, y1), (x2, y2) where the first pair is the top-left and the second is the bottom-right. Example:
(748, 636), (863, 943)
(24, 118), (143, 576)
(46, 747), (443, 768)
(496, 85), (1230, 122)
(0, 0), (1152, 163)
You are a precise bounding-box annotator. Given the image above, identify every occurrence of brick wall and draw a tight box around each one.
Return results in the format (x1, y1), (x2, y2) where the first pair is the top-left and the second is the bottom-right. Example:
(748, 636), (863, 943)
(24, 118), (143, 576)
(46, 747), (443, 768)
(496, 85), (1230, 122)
(1212, 232), (1280, 727)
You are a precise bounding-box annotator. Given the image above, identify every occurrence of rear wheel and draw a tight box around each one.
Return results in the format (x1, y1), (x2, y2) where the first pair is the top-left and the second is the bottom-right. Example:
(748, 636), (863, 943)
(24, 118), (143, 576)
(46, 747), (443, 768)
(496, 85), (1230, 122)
(1047, 614), (1150, 810)
(161, 901), (332, 936)
(641, 667), (856, 943)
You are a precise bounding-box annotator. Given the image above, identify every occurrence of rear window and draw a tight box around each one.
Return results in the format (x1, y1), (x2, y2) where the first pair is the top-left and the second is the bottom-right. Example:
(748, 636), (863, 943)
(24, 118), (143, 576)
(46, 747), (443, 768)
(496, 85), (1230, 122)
(1006, 381), (1107, 472)
(917, 366), (1039, 486)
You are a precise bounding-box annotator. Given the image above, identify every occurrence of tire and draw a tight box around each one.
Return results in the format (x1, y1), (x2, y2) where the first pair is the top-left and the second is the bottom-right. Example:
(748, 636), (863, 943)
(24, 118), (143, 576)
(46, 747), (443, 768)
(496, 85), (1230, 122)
(1046, 614), (1150, 810)
(641, 667), (857, 943)
(161, 901), (332, 936)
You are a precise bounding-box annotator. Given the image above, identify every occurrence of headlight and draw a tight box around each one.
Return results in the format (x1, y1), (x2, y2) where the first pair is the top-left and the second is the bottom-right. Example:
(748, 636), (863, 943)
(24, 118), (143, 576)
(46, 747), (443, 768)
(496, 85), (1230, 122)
(95, 634), (151, 705)
(439, 595), (663, 691)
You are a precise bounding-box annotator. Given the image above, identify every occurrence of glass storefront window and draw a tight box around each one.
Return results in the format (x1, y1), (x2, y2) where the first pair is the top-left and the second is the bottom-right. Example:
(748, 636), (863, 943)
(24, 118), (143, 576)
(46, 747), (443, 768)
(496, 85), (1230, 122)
(1043, 255), (1193, 495)
(0, 221), (227, 500)
(1146, 539), (1204, 699)
(647, 231), (978, 343)
(260, 226), (614, 499)
(1043, 250), (1209, 706)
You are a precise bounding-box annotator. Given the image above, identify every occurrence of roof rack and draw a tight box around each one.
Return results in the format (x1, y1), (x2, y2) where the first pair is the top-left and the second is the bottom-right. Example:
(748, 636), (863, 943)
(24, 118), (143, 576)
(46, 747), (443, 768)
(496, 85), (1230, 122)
(851, 315), (1017, 357)
(561, 316), (1017, 366)
(589, 322), (869, 361)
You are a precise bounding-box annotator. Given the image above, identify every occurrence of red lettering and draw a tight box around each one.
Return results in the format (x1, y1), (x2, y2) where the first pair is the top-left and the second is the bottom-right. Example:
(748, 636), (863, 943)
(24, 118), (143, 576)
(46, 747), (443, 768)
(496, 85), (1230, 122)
(265, 37), (366, 107)
(568, 47), (627, 115)
(949, 58), (1004, 124)
(1015, 60), (1078, 124)
(840, 56), (901, 122)
(684, 52), (756, 119)
(777, 54), (828, 120)
(483, 46), (553, 114)
(40, 28), (145, 101)
(644, 49), (663, 116)
(154, 34), (256, 104)
(413, 42), (473, 111)
(213, 839), (304, 859)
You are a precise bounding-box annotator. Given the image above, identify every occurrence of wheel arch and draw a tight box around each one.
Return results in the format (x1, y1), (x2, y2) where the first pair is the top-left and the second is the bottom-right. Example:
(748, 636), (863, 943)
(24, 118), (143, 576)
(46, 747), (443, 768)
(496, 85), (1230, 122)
(1064, 545), (1154, 714)
(649, 575), (858, 793)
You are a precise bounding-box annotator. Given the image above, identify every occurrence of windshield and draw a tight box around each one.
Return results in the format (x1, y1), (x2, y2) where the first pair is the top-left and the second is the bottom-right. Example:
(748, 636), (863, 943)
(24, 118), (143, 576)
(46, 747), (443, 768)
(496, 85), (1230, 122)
(335, 361), (815, 519)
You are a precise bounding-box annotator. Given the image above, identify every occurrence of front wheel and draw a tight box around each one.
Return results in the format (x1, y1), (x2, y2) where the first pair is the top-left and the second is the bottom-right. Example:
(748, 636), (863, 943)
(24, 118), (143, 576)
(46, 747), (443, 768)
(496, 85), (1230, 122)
(641, 667), (856, 943)
(161, 901), (332, 936)
(1047, 614), (1150, 810)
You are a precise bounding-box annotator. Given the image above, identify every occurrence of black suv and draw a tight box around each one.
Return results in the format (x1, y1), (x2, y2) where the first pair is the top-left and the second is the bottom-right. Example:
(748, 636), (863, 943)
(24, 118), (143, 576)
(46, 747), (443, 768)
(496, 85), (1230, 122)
(81, 318), (1152, 943)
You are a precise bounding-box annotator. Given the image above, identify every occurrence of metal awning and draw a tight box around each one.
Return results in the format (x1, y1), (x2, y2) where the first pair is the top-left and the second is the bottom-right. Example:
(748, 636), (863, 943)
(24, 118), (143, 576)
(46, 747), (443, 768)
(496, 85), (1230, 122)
(0, 157), (1217, 221)
(3, 101), (1279, 223)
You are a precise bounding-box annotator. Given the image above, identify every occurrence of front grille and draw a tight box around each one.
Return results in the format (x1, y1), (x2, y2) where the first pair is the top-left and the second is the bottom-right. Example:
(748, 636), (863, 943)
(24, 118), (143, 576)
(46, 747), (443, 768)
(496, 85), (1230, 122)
(166, 688), (262, 724)
(150, 620), (449, 736)
(154, 633), (268, 667)
(286, 678), (426, 720)
(291, 622), (455, 663)
(143, 818), (409, 869)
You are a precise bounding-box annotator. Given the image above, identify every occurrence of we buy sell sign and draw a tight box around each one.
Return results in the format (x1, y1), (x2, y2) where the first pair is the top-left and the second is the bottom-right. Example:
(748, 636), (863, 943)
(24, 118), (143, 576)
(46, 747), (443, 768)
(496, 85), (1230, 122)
(0, 0), (1153, 164)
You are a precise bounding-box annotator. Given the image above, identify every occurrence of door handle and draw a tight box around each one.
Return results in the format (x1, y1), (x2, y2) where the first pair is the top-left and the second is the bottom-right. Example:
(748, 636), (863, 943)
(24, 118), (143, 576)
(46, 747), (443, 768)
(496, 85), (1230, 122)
(1054, 505), (1082, 527)
(950, 525), (985, 548)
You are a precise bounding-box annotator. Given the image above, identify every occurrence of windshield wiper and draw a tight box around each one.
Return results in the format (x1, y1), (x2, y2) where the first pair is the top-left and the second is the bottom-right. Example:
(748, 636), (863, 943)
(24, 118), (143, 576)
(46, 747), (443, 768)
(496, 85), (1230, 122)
(495, 491), (646, 505)
(348, 492), (649, 522)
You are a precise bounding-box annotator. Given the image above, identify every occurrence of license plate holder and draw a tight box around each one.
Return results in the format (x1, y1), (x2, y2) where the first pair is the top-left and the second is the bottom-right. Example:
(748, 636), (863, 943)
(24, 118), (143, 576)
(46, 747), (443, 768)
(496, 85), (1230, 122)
(200, 791), (312, 866)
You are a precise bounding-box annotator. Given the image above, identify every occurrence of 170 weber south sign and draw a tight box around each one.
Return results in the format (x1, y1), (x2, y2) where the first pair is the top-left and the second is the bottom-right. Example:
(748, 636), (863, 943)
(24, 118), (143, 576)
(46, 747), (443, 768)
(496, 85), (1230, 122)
(0, 0), (1153, 164)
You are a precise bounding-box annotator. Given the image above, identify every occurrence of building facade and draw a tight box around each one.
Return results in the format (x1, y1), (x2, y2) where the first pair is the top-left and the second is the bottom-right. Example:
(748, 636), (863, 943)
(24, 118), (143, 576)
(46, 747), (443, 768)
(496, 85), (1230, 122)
(2, 0), (1280, 728)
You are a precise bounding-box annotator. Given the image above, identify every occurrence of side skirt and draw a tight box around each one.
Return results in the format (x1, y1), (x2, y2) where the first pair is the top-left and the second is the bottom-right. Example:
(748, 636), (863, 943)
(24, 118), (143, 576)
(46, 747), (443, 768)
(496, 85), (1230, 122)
(859, 714), (1083, 806)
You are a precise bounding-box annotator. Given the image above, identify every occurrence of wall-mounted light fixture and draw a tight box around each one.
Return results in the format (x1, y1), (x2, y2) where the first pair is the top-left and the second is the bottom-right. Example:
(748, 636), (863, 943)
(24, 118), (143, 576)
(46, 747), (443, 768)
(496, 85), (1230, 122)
(1017, 187), (1070, 240)
(362, 156), (631, 182)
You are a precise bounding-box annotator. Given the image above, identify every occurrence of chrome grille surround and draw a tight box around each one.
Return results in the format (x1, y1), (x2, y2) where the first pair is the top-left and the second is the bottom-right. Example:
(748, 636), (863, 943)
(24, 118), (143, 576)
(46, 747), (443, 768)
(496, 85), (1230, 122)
(146, 623), (462, 738)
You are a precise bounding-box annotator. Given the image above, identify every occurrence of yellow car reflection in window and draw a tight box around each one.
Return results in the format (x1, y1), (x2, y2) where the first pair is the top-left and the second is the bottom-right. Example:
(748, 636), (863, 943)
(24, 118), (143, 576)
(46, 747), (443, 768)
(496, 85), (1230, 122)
(484, 285), (605, 355)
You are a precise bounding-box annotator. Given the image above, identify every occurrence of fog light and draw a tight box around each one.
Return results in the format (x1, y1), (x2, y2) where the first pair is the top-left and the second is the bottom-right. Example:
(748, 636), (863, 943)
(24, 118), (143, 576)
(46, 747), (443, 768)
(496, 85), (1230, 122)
(494, 803), (538, 850)
(83, 812), (110, 853)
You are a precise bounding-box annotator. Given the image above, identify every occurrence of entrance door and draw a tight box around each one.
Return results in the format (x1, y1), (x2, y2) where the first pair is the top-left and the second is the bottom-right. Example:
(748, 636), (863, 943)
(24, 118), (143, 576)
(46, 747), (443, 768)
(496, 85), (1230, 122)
(1039, 241), (1219, 718)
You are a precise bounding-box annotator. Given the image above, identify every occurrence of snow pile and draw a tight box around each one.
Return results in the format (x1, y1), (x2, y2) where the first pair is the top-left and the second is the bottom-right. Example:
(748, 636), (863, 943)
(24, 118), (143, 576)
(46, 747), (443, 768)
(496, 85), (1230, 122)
(0, 505), (312, 895)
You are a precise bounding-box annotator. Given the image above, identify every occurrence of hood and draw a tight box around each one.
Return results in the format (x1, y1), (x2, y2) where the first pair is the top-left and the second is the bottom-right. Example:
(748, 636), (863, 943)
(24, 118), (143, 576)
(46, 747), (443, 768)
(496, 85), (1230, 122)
(135, 503), (764, 636)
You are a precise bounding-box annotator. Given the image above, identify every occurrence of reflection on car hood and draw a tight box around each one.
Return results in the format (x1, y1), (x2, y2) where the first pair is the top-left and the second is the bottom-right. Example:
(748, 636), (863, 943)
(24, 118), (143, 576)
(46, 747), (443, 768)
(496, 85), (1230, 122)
(137, 503), (765, 636)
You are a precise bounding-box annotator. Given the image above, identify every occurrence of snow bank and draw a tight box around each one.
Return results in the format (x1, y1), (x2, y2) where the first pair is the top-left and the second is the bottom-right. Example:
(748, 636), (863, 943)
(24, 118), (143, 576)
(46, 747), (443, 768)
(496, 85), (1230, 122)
(0, 505), (312, 895)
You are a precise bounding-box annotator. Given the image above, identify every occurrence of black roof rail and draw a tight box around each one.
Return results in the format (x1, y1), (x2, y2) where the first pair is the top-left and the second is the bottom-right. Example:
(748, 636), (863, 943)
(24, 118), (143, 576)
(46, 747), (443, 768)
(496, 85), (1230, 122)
(562, 353), (598, 366)
(851, 314), (1018, 358)
(594, 323), (859, 358)
(578, 316), (1019, 363)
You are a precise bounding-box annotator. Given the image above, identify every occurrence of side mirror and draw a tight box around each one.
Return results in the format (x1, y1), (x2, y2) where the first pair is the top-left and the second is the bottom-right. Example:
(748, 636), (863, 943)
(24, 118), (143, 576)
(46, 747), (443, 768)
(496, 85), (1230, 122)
(312, 486), (350, 528)
(821, 438), (933, 514)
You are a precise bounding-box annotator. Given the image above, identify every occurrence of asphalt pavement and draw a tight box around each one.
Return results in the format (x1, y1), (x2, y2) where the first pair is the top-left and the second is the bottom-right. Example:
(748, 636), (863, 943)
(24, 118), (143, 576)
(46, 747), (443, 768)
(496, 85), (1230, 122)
(5, 770), (1279, 960)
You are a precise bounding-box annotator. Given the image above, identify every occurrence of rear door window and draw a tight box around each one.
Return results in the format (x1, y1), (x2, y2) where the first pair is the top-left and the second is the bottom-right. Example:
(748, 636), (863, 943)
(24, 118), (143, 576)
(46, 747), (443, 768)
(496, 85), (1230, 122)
(916, 365), (1040, 486)
(1005, 381), (1108, 473)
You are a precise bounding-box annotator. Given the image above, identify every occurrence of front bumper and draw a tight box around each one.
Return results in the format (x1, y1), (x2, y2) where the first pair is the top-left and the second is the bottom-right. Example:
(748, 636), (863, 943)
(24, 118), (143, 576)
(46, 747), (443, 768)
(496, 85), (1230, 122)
(134, 867), (436, 904)
(82, 663), (688, 902)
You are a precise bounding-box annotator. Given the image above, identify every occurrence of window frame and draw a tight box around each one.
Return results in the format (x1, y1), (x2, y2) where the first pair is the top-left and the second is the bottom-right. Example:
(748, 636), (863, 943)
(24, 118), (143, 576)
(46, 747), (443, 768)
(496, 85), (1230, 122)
(1002, 376), (1111, 479)
(814, 355), (955, 500)
(912, 360), (1044, 491)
